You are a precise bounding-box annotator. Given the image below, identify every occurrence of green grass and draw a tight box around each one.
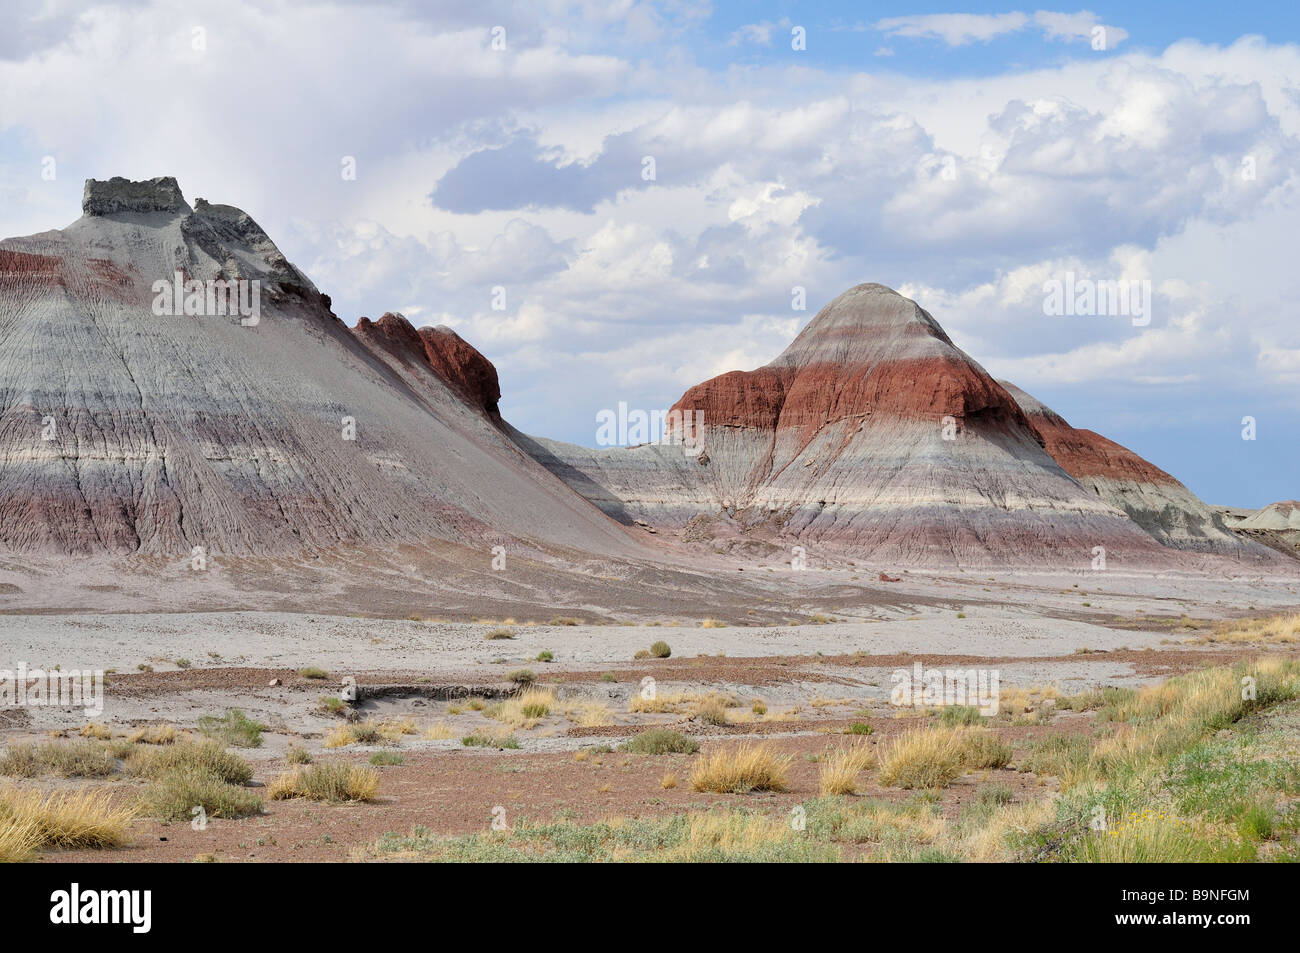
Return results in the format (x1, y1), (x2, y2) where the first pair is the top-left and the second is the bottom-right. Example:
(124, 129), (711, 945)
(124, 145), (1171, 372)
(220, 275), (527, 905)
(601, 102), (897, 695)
(937, 705), (982, 727)
(140, 766), (264, 820)
(369, 751), (405, 766)
(1018, 733), (1090, 779)
(299, 666), (329, 680)
(373, 810), (839, 862)
(196, 709), (266, 748)
(1019, 660), (1300, 863)
(620, 729), (700, 755)
(462, 734), (520, 749)
(649, 640), (672, 658)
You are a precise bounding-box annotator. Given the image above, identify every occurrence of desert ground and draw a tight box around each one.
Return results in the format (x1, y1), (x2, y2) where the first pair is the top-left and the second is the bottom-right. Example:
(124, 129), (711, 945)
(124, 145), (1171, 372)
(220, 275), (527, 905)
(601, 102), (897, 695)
(3, 563), (1299, 863)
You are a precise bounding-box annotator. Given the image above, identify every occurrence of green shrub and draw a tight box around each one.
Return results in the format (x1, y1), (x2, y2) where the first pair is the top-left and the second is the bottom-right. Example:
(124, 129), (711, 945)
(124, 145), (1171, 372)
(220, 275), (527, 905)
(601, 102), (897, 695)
(197, 709), (266, 748)
(620, 729), (700, 755)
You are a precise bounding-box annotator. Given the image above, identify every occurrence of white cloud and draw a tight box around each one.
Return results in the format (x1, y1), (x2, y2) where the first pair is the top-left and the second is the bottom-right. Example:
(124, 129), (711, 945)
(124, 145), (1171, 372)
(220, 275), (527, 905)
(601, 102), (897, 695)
(874, 10), (1126, 48)
(875, 12), (1030, 46)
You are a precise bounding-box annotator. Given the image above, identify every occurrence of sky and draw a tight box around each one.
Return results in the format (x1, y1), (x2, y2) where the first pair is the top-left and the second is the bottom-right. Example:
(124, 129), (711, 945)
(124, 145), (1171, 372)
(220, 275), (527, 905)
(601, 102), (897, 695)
(1, 0), (1297, 507)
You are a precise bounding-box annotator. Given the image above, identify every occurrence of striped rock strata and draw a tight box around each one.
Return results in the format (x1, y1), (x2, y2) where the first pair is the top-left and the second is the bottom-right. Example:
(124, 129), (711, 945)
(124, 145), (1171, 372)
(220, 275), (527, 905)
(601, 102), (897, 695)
(517, 284), (1178, 568)
(0, 177), (640, 557)
(997, 381), (1271, 558)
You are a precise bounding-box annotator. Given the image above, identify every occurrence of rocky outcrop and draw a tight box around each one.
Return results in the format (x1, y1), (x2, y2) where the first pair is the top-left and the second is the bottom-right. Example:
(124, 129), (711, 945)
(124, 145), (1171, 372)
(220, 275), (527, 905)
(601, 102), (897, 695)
(0, 178), (640, 558)
(998, 380), (1272, 558)
(1230, 501), (1300, 558)
(82, 176), (190, 216)
(518, 284), (1179, 569)
(1237, 500), (1300, 532)
(352, 314), (500, 416)
(419, 325), (501, 416)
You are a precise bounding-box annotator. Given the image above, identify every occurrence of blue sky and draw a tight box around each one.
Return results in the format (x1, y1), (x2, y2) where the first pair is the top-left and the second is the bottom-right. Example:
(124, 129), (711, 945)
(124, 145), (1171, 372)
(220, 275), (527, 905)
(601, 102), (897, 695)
(1, 1), (1297, 507)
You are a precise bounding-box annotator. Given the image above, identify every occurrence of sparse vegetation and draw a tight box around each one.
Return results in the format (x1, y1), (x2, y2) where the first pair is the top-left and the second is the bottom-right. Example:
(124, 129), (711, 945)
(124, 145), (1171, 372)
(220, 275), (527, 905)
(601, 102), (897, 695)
(690, 743), (791, 793)
(324, 717), (416, 748)
(0, 740), (115, 779)
(196, 709), (266, 748)
(127, 738), (254, 785)
(141, 766), (264, 820)
(485, 628), (516, 640)
(819, 740), (875, 795)
(0, 785), (135, 857)
(268, 763), (379, 802)
(462, 734), (520, 749)
(650, 640), (673, 657)
(299, 666), (329, 679)
(621, 729), (700, 755)
(128, 723), (178, 745)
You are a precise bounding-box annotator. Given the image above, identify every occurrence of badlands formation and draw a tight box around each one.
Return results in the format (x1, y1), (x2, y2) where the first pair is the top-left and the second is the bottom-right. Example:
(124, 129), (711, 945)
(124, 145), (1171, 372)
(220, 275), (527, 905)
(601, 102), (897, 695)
(521, 285), (1282, 570)
(0, 177), (640, 561)
(0, 178), (1292, 588)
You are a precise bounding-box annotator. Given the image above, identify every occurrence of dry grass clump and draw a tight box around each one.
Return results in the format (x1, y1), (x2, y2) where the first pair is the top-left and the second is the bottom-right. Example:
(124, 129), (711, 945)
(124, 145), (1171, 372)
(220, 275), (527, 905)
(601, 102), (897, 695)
(0, 785), (135, 856)
(701, 618), (726, 629)
(960, 729), (1014, 769)
(690, 743), (791, 793)
(0, 740), (116, 779)
(488, 688), (553, 729)
(665, 811), (805, 861)
(819, 740), (876, 795)
(78, 723), (112, 740)
(424, 721), (457, 740)
(877, 728), (963, 788)
(693, 697), (730, 726)
(562, 698), (613, 728)
(0, 809), (40, 862)
(629, 690), (739, 715)
(487, 689), (611, 730)
(324, 717), (417, 748)
(0, 744), (41, 778)
(484, 628), (516, 640)
(877, 726), (1011, 789)
(128, 723), (178, 745)
(1203, 613), (1300, 645)
(268, 763), (379, 802)
(126, 738), (254, 785)
(995, 684), (1060, 720)
(548, 617), (582, 626)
